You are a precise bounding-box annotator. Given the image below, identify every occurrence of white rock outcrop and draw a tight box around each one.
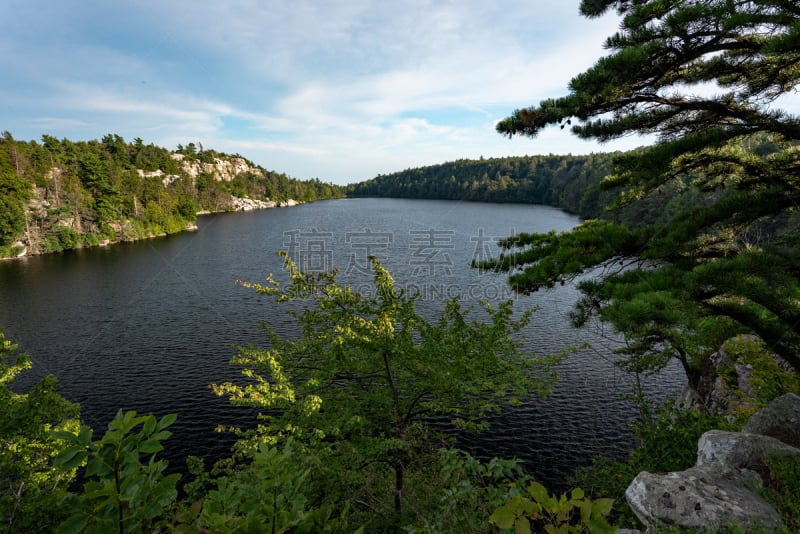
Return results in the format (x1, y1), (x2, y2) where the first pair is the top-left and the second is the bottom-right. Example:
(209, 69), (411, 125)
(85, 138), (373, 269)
(230, 197), (277, 211)
(177, 156), (263, 182)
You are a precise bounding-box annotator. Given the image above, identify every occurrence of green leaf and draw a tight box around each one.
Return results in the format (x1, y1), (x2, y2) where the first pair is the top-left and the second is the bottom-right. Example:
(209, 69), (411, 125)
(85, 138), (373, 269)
(514, 516), (532, 534)
(77, 425), (94, 445)
(54, 446), (88, 470)
(580, 499), (592, 523)
(593, 497), (615, 516)
(121, 481), (141, 501)
(143, 414), (156, 435)
(157, 412), (178, 430)
(527, 481), (549, 503)
(151, 430), (173, 442)
(51, 430), (78, 442)
(138, 438), (164, 454)
(55, 514), (89, 534)
(489, 506), (516, 529)
(85, 456), (111, 478)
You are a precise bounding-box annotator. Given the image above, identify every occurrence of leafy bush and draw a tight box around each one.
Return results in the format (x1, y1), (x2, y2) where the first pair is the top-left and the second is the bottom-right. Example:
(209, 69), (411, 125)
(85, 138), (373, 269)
(489, 482), (615, 534)
(0, 243), (23, 258)
(176, 439), (357, 533)
(54, 410), (180, 533)
(763, 454), (800, 533)
(55, 226), (83, 250)
(629, 400), (736, 473)
(404, 448), (531, 533)
(0, 329), (81, 533)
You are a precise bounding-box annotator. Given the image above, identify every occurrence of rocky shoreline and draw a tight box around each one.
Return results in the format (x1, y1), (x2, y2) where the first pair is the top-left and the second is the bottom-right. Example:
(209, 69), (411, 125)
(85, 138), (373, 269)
(2, 196), (301, 261)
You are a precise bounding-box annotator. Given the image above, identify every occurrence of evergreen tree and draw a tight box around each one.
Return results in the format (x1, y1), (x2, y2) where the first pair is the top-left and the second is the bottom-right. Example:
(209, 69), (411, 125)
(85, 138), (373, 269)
(485, 0), (800, 384)
(0, 133), (31, 246)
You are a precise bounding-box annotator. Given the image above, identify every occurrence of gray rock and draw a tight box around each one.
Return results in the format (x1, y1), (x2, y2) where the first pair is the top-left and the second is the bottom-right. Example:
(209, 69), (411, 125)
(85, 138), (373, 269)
(678, 343), (752, 416)
(625, 393), (800, 532)
(743, 393), (800, 448)
(697, 429), (800, 480)
(679, 338), (798, 419)
(626, 465), (783, 531)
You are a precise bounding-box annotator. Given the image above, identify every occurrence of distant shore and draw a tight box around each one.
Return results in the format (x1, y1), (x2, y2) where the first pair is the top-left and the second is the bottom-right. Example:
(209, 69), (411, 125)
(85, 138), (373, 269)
(1, 197), (302, 261)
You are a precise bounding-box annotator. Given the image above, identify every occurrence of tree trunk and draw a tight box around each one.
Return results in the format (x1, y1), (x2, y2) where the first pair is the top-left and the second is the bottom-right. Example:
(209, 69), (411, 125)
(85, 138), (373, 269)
(394, 462), (404, 516)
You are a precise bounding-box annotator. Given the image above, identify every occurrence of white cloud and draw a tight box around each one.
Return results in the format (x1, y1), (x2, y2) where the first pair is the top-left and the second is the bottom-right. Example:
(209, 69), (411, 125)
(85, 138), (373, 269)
(1, 0), (638, 183)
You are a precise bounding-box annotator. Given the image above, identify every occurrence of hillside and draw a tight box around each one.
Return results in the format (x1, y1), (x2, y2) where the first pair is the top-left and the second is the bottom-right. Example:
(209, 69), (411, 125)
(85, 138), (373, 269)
(345, 149), (768, 229)
(0, 132), (343, 258)
(346, 153), (618, 217)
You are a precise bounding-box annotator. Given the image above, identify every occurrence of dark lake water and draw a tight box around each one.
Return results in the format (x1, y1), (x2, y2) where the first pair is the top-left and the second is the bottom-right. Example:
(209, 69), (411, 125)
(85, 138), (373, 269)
(0, 198), (685, 489)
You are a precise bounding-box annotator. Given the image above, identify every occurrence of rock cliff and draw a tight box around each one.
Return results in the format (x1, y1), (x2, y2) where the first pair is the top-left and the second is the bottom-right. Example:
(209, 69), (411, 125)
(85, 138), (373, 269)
(170, 153), (263, 182)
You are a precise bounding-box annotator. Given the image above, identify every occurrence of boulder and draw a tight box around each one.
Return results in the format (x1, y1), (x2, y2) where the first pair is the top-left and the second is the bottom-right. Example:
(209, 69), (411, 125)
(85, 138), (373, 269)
(626, 466), (783, 530)
(742, 393), (800, 448)
(697, 429), (800, 477)
(625, 394), (800, 532)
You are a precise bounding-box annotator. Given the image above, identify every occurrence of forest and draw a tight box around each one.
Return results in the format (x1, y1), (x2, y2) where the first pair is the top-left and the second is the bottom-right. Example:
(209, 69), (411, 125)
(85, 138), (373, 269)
(346, 134), (788, 228)
(346, 153), (617, 217)
(0, 132), (343, 258)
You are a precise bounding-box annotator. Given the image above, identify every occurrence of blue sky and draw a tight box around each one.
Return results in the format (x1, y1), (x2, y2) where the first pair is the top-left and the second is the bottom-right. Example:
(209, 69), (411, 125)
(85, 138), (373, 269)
(4, 1), (652, 184)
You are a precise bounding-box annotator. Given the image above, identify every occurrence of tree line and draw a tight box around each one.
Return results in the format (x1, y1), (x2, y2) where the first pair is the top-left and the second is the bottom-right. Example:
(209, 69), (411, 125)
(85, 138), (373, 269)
(346, 153), (617, 218)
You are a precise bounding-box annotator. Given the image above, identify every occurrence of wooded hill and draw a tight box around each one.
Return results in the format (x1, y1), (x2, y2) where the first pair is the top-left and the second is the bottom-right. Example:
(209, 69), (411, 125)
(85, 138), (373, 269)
(347, 154), (616, 218)
(346, 135), (787, 227)
(0, 132), (344, 258)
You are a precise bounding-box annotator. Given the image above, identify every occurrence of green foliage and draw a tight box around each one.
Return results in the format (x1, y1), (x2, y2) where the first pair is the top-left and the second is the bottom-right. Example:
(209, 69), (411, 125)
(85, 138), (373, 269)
(0, 133), (343, 257)
(214, 253), (565, 522)
(55, 225), (84, 250)
(571, 400), (737, 528)
(489, 481), (616, 534)
(0, 149), (30, 245)
(629, 400), (737, 473)
(485, 0), (800, 387)
(176, 439), (356, 533)
(762, 454), (800, 533)
(347, 154), (617, 218)
(721, 336), (800, 406)
(476, 220), (641, 291)
(0, 328), (81, 533)
(54, 410), (180, 534)
(405, 448), (531, 533)
(0, 243), (24, 258)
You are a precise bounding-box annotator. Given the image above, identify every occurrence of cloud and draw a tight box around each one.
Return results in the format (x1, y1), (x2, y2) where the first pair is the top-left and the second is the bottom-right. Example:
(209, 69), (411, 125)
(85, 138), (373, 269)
(29, 118), (94, 130)
(1, 0), (637, 183)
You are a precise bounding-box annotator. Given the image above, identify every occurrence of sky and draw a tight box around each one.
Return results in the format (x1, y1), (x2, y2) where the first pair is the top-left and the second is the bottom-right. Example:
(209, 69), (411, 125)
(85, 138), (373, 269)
(1, 1), (651, 185)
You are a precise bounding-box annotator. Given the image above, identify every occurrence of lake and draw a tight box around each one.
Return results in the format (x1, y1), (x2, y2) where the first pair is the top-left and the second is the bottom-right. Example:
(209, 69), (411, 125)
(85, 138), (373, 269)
(0, 198), (685, 488)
